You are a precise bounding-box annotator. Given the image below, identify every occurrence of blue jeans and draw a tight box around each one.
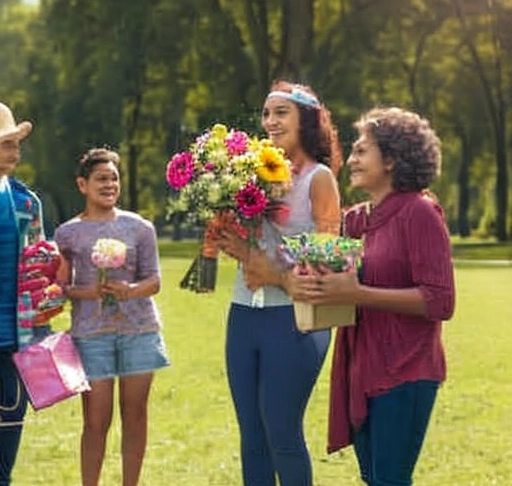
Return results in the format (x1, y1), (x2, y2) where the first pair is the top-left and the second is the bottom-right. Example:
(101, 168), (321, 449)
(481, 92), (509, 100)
(73, 331), (169, 381)
(353, 380), (439, 486)
(0, 352), (28, 486)
(226, 304), (331, 486)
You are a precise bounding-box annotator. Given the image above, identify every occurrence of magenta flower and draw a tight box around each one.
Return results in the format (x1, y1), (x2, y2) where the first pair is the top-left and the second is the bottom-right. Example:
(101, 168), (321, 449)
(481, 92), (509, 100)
(235, 181), (268, 219)
(226, 130), (249, 156)
(204, 161), (215, 171)
(166, 152), (195, 189)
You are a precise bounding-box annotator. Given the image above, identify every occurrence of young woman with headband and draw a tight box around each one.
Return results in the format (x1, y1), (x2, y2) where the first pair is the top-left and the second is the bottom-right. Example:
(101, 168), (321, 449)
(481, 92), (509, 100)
(219, 80), (342, 486)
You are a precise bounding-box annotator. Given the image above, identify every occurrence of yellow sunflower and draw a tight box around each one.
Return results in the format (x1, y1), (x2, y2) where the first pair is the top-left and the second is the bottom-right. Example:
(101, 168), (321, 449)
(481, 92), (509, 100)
(256, 145), (291, 183)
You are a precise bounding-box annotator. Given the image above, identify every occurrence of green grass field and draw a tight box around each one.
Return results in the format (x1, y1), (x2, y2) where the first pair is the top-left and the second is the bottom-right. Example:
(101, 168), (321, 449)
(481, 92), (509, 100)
(451, 239), (512, 261)
(13, 256), (512, 486)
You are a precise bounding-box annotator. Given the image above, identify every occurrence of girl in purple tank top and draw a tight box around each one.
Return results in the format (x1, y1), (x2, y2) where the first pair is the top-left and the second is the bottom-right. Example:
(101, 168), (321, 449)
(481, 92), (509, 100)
(54, 148), (169, 486)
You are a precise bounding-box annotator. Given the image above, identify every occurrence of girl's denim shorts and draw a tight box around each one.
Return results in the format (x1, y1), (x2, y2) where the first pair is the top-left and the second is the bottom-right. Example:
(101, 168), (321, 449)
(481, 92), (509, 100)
(73, 331), (170, 381)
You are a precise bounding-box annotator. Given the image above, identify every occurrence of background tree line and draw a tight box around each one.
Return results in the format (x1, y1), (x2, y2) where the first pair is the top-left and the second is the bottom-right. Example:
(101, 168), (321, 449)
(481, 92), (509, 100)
(1, 0), (511, 240)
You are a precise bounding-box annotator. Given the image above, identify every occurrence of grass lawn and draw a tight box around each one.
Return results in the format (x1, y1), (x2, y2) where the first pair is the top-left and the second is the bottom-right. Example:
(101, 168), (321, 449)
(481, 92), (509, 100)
(451, 239), (512, 261)
(13, 256), (512, 485)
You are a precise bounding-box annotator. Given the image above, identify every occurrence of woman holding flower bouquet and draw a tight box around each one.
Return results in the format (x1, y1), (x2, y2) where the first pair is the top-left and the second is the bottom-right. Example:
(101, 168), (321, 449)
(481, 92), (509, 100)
(54, 148), (169, 486)
(290, 107), (455, 486)
(219, 81), (342, 486)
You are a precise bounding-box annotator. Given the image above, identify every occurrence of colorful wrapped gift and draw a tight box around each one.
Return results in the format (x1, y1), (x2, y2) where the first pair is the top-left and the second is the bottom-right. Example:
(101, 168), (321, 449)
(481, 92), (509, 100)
(17, 240), (66, 344)
(279, 233), (363, 332)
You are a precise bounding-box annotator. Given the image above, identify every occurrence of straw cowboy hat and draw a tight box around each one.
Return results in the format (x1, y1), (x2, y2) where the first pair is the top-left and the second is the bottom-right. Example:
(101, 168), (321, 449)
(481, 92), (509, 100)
(0, 102), (33, 142)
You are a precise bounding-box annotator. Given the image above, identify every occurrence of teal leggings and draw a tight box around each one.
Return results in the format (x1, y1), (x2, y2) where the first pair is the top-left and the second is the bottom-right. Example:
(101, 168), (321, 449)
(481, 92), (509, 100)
(353, 380), (439, 486)
(226, 304), (331, 486)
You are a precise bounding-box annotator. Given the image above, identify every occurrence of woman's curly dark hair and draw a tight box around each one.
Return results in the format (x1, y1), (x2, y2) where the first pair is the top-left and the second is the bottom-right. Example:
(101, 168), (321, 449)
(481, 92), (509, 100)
(267, 80), (343, 176)
(354, 107), (441, 192)
(76, 147), (120, 179)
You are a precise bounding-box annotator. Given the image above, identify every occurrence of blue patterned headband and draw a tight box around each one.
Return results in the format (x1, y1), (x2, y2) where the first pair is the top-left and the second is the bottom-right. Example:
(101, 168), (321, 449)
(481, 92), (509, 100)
(267, 87), (321, 109)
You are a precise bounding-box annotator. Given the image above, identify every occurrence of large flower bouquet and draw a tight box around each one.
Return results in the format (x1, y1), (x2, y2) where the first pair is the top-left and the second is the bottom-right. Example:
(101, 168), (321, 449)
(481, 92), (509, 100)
(166, 123), (292, 296)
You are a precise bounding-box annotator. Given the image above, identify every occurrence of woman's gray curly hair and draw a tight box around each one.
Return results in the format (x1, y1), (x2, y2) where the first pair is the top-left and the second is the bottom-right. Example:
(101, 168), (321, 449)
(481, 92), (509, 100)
(354, 107), (441, 192)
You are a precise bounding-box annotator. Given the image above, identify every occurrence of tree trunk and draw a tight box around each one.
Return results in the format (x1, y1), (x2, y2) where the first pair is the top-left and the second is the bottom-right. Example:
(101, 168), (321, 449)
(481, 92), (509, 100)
(495, 114), (508, 241)
(243, 0), (270, 98)
(275, 0), (314, 80)
(126, 93), (142, 212)
(456, 131), (471, 237)
(452, 0), (509, 240)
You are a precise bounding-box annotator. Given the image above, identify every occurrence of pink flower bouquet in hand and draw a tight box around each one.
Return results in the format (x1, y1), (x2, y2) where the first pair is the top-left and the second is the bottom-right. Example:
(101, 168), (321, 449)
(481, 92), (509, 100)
(166, 123), (292, 306)
(91, 238), (127, 306)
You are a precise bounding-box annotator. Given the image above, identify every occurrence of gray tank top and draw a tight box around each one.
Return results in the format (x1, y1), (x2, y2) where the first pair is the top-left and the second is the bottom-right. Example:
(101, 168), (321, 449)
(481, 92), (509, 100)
(231, 163), (332, 307)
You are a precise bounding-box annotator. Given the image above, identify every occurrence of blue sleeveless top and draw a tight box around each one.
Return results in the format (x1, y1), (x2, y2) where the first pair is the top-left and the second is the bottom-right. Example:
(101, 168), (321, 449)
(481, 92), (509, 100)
(231, 163), (331, 307)
(0, 177), (18, 349)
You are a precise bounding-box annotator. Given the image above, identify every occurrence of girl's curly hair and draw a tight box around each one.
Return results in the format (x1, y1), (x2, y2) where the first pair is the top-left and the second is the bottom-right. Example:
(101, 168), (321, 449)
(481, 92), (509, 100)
(267, 80), (343, 176)
(354, 107), (441, 192)
(76, 147), (120, 179)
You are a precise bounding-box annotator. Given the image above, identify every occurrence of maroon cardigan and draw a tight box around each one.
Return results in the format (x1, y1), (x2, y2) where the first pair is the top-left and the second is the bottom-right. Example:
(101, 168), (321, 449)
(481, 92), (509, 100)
(327, 191), (455, 453)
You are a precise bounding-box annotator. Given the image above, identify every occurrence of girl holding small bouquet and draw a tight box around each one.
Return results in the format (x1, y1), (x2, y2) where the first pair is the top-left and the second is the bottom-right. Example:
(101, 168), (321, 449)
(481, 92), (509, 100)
(54, 148), (169, 486)
(218, 81), (342, 486)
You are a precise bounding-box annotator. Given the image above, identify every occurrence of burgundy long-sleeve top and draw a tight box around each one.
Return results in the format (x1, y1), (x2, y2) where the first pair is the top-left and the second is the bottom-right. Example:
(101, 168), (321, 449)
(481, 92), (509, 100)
(327, 191), (455, 453)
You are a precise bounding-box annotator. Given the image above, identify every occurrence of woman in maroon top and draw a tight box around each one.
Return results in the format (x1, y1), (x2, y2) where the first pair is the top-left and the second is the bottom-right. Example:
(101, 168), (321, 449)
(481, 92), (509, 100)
(289, 107), (455, 486)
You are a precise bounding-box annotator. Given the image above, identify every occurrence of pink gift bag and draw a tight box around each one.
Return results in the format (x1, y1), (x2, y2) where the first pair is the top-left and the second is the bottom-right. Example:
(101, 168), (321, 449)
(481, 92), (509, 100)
(13, 332), (91, 410)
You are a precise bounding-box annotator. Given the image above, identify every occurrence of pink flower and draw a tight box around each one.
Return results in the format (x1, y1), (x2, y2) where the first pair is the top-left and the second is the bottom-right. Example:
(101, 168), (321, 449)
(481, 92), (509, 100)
(235, 181), (268, 219)
(166, 152), (195, 189)
(91, 238), (127, 307)
(226, 130), (249, 156)
(204, 162), (215, 171)
(91, 238), (127, 269)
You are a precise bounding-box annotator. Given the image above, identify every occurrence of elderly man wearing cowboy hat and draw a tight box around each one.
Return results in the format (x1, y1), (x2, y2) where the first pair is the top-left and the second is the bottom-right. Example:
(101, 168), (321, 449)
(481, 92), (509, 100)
(0, 102), (46, 486)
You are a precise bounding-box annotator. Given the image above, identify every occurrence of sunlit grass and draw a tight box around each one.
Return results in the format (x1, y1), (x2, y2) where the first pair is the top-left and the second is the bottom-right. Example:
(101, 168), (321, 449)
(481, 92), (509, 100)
(13, 257), (512, 486)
